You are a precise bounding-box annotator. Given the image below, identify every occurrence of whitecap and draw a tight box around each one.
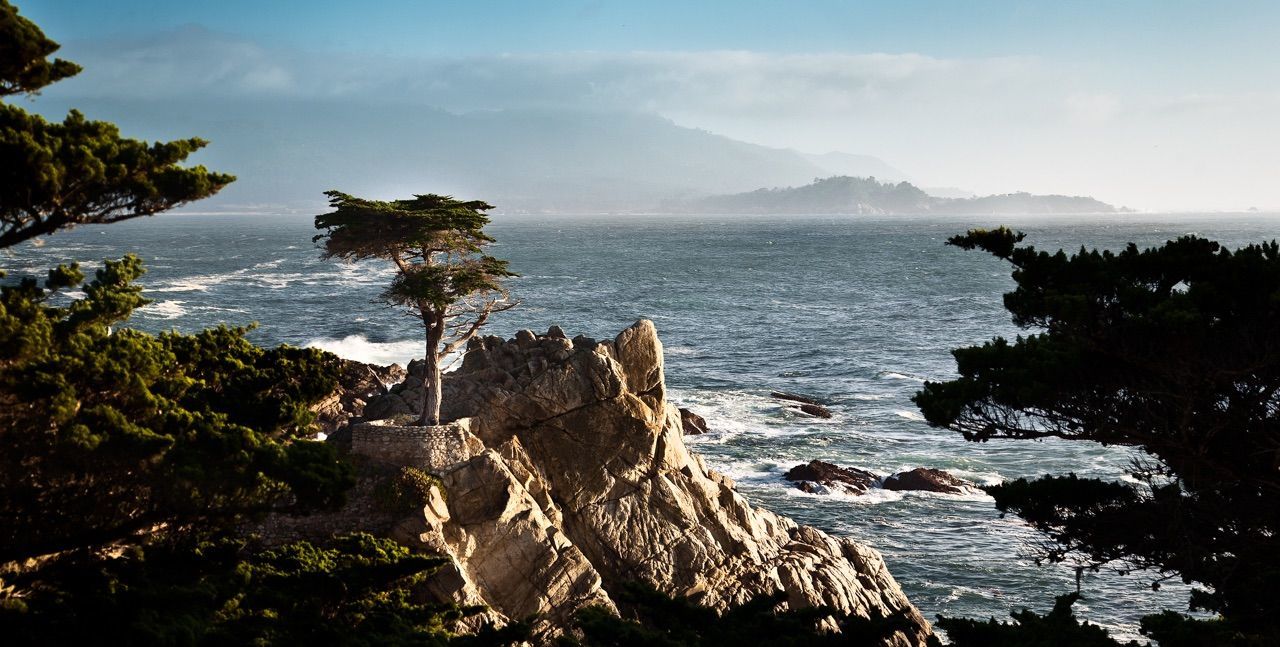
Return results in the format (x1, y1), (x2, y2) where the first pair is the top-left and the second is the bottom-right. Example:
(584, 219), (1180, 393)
(665, 346), (699, 356)
(894, 410), (925, 421)
(305, 335), (423, 367)
(880, 371), (927, 383)
(147, 275), (228, 293)
(139, 299), (187, 319)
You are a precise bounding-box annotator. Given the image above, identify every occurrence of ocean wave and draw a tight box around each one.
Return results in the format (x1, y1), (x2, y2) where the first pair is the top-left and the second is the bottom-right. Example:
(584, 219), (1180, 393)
(784, 485), (906, 505)
(665, 346), (699, 356)
(147, 275), (230, 293)
(139, 299), (187, 319)
(305, 335), (423, 367)
(879, 370), (927, 383)
(894, 409), (925, 421)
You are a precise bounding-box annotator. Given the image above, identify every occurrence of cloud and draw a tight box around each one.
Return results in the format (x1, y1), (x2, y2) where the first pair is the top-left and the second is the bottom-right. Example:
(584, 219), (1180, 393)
(49, 26), (1036, 119)
(39, 26), (1280, 210)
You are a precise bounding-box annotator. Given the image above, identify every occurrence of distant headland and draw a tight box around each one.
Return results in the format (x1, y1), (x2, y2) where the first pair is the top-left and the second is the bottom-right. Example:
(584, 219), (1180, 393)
(662, 176), (1125, 215)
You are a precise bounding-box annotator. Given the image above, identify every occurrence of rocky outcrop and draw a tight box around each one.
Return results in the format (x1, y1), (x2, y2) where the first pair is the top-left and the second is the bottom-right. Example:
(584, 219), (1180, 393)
(310, 359), (406, 434)
(679, 407), (709, 435)
(883, 468), (976, 495)
(290, 321), (931, 645)
(785, 460), (879, 495)
(784, 461), (978, 497)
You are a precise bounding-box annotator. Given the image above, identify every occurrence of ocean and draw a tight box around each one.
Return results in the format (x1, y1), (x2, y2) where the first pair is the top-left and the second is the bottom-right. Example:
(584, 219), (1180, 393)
(6, 211), (1278, 641)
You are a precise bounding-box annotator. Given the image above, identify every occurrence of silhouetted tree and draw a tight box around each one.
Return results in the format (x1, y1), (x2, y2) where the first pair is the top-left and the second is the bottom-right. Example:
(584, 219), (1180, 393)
(0, 0), (233, 249)
(314, 190), (515, 425)
(936, 593), (1138, 647)
(915, 227), (1280, 645)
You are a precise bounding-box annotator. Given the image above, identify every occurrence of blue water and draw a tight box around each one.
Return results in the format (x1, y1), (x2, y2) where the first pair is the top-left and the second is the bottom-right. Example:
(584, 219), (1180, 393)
(7, 211), (1278, 642)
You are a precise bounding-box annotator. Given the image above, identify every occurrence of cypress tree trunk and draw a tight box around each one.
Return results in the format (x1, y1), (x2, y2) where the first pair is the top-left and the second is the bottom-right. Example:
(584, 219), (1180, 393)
(420, 314), (445, 426)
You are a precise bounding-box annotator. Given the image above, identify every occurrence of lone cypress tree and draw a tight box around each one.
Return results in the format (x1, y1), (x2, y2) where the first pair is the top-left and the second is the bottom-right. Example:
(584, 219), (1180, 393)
(314, 190), (515, 426)
(0, 0), (233, 248)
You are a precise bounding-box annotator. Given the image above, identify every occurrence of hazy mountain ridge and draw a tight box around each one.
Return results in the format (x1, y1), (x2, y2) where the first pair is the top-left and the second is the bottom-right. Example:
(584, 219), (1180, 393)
(27, 96), (906, 214)
(666, 176), (1121, 215)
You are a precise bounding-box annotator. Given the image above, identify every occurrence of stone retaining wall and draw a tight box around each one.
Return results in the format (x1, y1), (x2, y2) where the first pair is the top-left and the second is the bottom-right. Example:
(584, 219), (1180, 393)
(350, 417), (485, 473)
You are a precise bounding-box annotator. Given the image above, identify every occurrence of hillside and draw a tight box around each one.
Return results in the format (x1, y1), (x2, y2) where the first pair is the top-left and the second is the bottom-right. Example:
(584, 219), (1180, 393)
(25, 96), (905, 214)
(669, 176), (1120, 215)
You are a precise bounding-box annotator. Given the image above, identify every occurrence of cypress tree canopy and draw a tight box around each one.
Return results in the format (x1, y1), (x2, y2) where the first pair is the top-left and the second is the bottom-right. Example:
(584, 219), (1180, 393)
(915, 227), (1280, 645)
(315, 190), (515, 425)
(0, 0), (234, 249)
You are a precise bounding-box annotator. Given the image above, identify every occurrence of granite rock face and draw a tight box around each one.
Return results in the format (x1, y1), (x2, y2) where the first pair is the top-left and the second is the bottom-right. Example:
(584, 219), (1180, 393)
(325, 321), (932, 644)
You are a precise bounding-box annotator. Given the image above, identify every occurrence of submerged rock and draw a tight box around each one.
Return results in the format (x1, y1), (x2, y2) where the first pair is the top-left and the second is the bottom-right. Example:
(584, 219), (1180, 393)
(785, 460), (880, 495)
(267, 321), (932, 645)
(796, 402), (834, 418)
(771, 391), (834, 418)
(883, 468), (976, 494)
(770, 390), (824, 405)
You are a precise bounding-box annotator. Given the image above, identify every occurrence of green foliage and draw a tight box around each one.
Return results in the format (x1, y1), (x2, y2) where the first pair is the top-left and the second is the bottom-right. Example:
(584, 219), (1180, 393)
(562, 582), (928, 647)
(915, 230), (1280, 643)
(0, 533), (489, 646)
(314, 190), (515, 425)
(937, 593), (1138, 647)
(375, 467), (447, 513)
(0, 0), (233, 249)
(0, 0), (80, 96)
(0, 258), (354, 563)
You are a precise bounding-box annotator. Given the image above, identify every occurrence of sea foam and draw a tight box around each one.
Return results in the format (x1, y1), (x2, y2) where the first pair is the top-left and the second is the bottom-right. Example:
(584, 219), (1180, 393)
(305, 335), (423, 367)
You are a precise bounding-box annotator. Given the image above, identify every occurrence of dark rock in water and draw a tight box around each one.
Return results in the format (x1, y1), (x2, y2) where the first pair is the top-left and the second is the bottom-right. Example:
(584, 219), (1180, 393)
(883, 468), (974, 494)
(785, 460), (879, 495)
(771, 390), (825, 405)
(796, 403), (833, 418)
(679, 407), (708, 435)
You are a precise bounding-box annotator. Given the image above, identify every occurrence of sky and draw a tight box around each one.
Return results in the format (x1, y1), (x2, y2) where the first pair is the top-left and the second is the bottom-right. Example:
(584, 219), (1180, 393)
(17, 0), (1280, 211)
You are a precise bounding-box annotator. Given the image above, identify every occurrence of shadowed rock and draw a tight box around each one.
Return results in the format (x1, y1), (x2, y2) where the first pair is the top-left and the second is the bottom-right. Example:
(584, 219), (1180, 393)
(679, 407), (709, 434)
(785, 460), (880, 495)
(883, 468), (975, 494)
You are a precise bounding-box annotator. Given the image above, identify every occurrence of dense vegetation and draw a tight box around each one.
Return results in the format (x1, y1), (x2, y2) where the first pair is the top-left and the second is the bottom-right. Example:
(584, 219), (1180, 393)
(916, 227), (1280, 646)
(562, 583), (932, 647)
(0, 3), (516, 644)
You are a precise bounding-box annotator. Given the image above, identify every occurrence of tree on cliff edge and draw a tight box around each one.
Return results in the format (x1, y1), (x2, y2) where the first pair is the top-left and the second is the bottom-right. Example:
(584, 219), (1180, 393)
(0, 0), (233, 248)
(315, 190), (515, 426)
(915, 227), (1280, 645)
